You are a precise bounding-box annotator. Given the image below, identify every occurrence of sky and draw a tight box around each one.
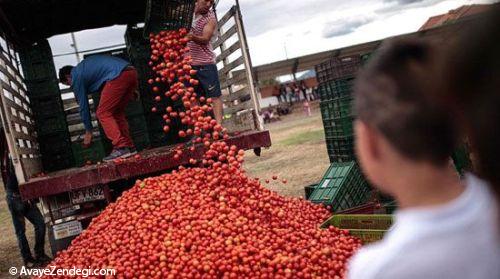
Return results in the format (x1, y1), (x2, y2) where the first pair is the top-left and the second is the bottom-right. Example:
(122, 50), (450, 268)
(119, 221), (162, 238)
(48, 0), (497, 75)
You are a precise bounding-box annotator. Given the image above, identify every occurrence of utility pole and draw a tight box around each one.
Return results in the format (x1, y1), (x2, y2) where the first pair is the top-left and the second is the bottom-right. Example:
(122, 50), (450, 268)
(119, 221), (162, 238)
(70, 32), (81, 62)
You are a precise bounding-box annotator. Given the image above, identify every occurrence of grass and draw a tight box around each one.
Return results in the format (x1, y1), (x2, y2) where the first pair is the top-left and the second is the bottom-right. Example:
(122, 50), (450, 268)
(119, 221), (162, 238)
(0, 101), (330, 277)
(243, 103), (330, 197)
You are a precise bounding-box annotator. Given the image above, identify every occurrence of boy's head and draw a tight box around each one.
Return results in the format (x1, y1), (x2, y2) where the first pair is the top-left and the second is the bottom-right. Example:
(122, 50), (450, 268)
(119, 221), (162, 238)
(353, 39), (457, 194)
(58, 65), (74, 86)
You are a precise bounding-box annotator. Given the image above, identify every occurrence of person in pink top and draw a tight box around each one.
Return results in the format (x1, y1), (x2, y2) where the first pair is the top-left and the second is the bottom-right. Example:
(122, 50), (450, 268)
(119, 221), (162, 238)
(186, 0), (223, 124)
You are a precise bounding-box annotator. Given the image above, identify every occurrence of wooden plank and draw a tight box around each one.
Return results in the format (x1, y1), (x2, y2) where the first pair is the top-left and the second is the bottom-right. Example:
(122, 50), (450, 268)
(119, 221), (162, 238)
(220, 72), (248, 89)
(11, 129), (37, 142)
(222, 86), (250, 103)
(213, 25), (237, 49)
(224, 100), (253, 115)
(218, 6), (236, 28)
(16, 147), (40, 156)
(216, 41), (241, 64)
(219, 56), (244, 77)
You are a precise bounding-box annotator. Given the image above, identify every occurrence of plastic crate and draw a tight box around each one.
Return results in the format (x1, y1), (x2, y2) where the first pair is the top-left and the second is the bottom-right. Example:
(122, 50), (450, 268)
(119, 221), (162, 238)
(308, 162), (371, 211)
(125, 100), (145, 115)
(30, 95), (65, 117)
(322, 116), (353, 138)
(19, 40), (53, 63)
(144, 0), (196, 36)
(42, 153), (74, 172)
(348, 229), (387, 244)
(21, 61), (57, 81)
(304, 183), (318, 199)
(320, 98), (352, 119)
(36, 114), (69, 136)
(83, 48), (129, 61)
(315, 56), (361, 83)
(38, 132), (72, 154)
(320, 214), (393, 230)
(318, 78), (355, 101)
(25, 79), (61, 97)
(72, 140), (107, 166)
(325, 136), (355, 162)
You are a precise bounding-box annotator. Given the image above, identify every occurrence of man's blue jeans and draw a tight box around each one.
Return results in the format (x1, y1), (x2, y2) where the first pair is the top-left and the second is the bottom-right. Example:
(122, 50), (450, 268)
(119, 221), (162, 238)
(5, 171), (46, 262)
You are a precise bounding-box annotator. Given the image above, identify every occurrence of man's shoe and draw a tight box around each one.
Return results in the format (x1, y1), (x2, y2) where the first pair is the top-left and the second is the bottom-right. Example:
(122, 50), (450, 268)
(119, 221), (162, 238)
(35, 254), (52, 266)
(24, 257), (37, 268)
(103, 148), (134, 161)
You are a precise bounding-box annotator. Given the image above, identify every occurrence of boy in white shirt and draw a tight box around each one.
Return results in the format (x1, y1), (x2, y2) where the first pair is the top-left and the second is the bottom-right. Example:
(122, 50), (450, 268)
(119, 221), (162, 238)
(348, 39), (500, 279)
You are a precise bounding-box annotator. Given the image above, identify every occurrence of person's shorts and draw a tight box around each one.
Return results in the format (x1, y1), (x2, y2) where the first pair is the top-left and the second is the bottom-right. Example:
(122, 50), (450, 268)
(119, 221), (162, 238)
(192, 64), (222, 98)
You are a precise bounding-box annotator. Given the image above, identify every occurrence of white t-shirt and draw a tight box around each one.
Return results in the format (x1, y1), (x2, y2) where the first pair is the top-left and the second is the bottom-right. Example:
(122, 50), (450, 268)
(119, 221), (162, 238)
(347, 174), (500, 279)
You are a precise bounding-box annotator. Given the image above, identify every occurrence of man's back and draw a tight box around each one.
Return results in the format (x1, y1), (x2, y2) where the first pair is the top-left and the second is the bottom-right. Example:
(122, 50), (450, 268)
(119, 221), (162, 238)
(72, 55), (129, 93)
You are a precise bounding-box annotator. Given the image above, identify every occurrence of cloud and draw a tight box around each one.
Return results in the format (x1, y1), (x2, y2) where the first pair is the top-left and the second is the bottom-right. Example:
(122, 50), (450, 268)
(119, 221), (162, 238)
(383, 0), (425, 4)
(219, 0), (369, 37)
(322, 16), (374, 38)
(377, 0), (447, 14)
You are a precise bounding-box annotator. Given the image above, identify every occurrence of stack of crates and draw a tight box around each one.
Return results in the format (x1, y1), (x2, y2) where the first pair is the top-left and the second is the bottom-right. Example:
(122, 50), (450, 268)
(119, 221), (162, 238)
(310, 54), (375, 211)
(144, 0), (196, 36)
(308, 162), (371, 212)
(316, 55), (362, 163)
(19, 40), (74, 172)
(125, 24), (186, 148)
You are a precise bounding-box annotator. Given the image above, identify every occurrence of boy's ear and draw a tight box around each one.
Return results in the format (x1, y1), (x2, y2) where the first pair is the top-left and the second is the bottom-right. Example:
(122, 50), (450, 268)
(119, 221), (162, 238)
(355, 120), (381, 162)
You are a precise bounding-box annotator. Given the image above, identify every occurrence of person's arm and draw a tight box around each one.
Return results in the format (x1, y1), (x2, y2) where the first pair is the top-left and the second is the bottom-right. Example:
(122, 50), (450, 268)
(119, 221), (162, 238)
(188, 19), (217, 44)
(73, 77), (93, 132)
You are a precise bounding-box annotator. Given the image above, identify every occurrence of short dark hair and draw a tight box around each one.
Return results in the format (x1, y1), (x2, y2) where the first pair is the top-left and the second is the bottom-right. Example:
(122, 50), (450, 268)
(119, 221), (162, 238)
(442, 6), (500, 189)
(58, 65), (74, 83)
(354, 38), (456, 165)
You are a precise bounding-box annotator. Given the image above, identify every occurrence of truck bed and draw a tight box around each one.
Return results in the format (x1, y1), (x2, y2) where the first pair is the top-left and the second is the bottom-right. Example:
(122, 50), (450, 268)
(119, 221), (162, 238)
(20, 130), (271, 200)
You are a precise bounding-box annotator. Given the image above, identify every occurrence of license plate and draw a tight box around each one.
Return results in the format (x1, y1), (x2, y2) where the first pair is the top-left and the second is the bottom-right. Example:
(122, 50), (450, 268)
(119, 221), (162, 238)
(53, 220), (82, 240)
(70, 185), (105, 204)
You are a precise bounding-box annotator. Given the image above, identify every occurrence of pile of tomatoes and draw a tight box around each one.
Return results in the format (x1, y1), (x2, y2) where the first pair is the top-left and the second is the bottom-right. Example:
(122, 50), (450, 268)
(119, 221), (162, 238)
(43, 29), (362, 278)
(47, 140), (361, 278)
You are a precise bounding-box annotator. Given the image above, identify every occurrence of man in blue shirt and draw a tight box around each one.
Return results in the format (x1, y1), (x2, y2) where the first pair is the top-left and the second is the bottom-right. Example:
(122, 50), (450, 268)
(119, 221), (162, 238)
(59, 55), (138, 161)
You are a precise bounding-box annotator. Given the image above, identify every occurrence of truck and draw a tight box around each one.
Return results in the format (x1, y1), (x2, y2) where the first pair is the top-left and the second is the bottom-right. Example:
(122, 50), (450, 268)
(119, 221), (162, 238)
(0, 0), (270, 254)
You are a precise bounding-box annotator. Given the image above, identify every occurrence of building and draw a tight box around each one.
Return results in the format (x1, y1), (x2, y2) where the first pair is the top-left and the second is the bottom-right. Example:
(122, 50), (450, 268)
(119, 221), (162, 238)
(419, 4), (493, 30)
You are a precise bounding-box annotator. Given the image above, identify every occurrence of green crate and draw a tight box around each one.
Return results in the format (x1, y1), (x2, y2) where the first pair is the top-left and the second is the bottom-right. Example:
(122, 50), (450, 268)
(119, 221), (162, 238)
(72, 140), (107, 166)
(38, 132), (72, 154)
(304, 183), (318, 199)
(308, 162), (371, 211)
(144, 0), (195, 35)
(130, 131), (151, 151)
(320, 98), (352, 119)
(36, 114), (69, 135)
(19, 40), (58, 81)
(30, 95), (65, 117)
(323, 116), (354, 138)
(127, 113), (149, 131)
(125, 100), (145, 115)
(325, 136), (356, 162)
(320, 214), (393, 230)
(42, 153), (74, 172)
(19, 40), (53, 63)
(25, 79), (61, 98)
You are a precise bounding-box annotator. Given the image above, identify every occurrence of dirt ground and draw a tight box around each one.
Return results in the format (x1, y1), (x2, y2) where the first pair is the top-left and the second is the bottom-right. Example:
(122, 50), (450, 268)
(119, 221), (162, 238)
(0, 102), (329, 278)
